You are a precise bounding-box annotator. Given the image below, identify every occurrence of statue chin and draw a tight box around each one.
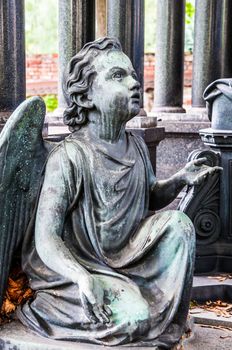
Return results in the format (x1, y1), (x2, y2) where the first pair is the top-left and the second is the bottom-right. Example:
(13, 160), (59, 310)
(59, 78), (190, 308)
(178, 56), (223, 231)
(128, 104), (140, 119)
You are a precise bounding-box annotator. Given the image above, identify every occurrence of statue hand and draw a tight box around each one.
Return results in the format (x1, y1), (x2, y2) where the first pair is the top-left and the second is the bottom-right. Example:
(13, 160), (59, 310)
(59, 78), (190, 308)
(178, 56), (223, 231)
(181, 157), (222, 186)
(79, 274), (112, 324)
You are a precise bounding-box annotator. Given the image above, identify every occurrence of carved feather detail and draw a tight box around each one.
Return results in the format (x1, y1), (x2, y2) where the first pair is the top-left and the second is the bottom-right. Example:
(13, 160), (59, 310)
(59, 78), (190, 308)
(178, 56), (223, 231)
(0, 97), (54, 306)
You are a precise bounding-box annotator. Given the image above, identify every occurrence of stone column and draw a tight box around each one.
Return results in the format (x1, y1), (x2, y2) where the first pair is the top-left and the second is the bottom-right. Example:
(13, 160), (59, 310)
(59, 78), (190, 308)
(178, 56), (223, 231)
(58, 0), (95, 109)
(153, 0), (185, 113)
(192, 0), (218, 109)
(191, 0), (232, 109)
(215, 0), (232, 79)
(0, 0), (25, 125)
(107, 0), (145, 113)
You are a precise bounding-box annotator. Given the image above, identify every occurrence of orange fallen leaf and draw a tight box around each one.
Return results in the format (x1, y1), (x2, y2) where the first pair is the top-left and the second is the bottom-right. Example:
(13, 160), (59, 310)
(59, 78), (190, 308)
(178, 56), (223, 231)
(0, 261), (34, 324)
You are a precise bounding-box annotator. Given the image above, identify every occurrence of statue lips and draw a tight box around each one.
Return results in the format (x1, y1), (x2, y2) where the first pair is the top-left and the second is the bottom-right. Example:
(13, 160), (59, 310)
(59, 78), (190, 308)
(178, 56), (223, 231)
(130, 91), (140, 103)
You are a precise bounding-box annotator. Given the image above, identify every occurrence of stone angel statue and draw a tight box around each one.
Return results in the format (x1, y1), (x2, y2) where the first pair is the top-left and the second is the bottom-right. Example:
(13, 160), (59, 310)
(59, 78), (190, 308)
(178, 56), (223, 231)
(0, 37), (221, 348)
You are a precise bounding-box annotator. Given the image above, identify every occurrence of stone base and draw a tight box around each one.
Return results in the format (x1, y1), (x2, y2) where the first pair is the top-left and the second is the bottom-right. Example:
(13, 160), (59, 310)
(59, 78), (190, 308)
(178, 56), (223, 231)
(0, 317), (231, 350)
(192, 276), (232, 304)
(0, 321), (158, 350)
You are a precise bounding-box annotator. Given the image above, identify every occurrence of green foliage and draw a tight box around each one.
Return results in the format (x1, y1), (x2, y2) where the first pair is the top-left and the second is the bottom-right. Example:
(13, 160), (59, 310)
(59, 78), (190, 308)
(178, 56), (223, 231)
(185, 0), (195, 52)
(145, 0), (195, 53)
(25, 0), (58, 54)
(186, 1), (195, 24)
(43, 95), (58, 113)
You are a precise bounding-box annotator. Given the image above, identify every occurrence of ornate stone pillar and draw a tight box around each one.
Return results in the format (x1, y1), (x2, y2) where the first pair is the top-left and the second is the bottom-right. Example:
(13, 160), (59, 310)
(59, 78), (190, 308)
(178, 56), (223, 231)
(152, 0), (185, 113)
(0, 0), (25, 126)
(58, 0), (95, 109)
(107, 0), (145, 113)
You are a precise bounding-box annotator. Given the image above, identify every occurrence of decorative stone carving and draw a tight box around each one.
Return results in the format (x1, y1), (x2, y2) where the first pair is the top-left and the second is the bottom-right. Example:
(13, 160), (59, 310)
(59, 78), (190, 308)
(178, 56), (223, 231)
(179, 149), (221, 246)
(180, 78), (232, 273)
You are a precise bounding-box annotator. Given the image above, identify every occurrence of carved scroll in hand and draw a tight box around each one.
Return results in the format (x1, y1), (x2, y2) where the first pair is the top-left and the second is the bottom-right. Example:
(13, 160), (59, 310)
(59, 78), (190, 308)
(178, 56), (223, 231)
(178, 149), (221, 246)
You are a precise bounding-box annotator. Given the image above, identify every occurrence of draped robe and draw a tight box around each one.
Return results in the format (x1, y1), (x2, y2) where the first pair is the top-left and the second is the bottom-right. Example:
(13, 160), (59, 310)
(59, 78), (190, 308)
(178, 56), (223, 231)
(18, 131), (195, 348)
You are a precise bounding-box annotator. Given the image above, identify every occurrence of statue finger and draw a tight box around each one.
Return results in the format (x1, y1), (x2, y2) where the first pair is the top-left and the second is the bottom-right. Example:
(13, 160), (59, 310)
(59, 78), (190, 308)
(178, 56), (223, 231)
(81, 295), (98, 323)
(193, 157), (208, 166)
(103, 304), (112, 316)
(92, 304), (107, 324)
(207, 166), (222, 175)
(192, 174), (207, 185)
(99, 305), (111, 323)
(212, 166), (223, 172)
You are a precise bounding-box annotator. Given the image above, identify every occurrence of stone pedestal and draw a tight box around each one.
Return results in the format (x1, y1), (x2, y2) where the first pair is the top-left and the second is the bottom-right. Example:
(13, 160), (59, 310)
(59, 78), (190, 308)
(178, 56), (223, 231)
(177, 126), (232, 273)
(0, 320), (201, 350)
(197, 129), (232, 272)
(155, 113), (210, 180)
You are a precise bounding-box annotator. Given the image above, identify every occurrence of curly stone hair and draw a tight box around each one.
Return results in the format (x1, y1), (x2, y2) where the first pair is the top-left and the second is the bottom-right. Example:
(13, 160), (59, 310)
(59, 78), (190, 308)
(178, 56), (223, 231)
(63, 37), (122, 131)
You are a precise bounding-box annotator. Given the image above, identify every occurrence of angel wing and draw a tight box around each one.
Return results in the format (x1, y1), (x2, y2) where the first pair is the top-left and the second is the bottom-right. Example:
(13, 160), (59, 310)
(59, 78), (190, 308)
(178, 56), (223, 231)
(0, 96), (55, 306)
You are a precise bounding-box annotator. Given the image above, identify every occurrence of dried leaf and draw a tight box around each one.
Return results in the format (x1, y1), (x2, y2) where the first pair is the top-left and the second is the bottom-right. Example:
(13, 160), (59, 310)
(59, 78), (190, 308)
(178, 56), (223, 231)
(0, 262), (34, 325)
(1, 299), (16, 315)
(208, 274), (232, 282)
(190, 300), (232, 318)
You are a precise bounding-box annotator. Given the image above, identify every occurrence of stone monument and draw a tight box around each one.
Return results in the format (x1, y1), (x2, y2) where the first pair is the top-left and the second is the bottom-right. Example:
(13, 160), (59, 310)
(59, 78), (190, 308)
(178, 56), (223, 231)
(0, 38), (221, 348)
(180, 78), (232, 274)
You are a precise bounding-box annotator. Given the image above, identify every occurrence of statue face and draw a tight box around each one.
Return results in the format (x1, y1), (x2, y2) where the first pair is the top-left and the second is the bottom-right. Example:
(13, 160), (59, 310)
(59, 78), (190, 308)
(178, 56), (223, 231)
(88, 50), (141, 121)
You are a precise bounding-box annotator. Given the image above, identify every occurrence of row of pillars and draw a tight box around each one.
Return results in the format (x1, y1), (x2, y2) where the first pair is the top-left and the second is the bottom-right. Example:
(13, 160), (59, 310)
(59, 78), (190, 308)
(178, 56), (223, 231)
(1, 0), (232, 117)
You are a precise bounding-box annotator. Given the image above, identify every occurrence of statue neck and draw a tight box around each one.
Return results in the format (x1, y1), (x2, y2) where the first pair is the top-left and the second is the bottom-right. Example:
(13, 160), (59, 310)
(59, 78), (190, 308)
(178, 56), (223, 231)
(87, 110), (129, 143)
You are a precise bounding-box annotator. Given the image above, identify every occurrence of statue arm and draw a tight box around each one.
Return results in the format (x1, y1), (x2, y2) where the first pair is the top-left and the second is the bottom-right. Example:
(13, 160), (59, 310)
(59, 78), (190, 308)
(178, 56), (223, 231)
(35, 149), (90, 285)
(150, 158), (222, 211)
(150, 175), (186, 211)
(35, 148), (111, 324)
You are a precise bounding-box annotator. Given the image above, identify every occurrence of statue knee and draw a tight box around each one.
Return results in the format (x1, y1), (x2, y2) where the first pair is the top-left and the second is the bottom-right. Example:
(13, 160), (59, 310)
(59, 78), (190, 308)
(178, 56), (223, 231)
(169, 210), (195, 241)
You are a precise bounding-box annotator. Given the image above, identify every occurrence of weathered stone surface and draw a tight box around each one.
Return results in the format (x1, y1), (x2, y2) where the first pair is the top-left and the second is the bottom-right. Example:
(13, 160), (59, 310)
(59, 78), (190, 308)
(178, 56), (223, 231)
(156, 120), (210, 180)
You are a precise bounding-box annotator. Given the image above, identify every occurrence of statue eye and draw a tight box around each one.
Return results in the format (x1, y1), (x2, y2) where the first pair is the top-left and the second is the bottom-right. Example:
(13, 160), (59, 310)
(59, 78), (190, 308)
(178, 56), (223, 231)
(112, 72), (123, 80)
(132, 72), (138, 80)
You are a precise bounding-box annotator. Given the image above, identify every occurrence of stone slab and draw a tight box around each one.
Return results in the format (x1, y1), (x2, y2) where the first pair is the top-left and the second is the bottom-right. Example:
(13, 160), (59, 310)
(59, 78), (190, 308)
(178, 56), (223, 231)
(192, 276), (232, 303)
(191, 276), (232, 329)
(0, 321), (155, 350)
(0, 321), (231, 350)
(182, 324), (232, 350)
(191, 308), (232, 329)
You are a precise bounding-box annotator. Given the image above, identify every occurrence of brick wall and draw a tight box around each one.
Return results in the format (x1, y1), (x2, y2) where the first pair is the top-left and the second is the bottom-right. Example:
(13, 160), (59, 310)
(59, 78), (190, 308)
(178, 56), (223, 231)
(26, 54), (58, 96)
(26, 53), (193, 108)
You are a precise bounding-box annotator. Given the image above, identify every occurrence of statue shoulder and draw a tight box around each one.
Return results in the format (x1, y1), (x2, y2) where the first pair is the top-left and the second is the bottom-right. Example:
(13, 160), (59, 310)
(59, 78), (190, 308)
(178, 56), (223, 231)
(44, 138), (86, 178)
(127, 131), (149, 155)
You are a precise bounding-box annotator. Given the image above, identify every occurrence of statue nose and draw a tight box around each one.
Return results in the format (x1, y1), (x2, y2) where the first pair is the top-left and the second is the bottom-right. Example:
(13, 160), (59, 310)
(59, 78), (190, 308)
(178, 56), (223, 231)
(130, 79), (141, 91)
